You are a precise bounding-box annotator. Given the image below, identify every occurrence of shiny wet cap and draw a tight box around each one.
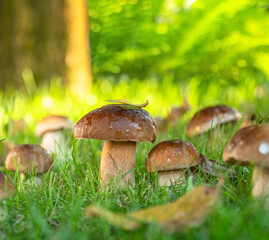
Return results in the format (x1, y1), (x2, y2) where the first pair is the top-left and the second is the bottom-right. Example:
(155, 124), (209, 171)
(146, 140), (200, 172)
(5, 144), (54, 174)
(223, 124), (269, 167)
(74, 104), (157, 142)
(35, 115), (74, 137)
(187, 105), (241, 137)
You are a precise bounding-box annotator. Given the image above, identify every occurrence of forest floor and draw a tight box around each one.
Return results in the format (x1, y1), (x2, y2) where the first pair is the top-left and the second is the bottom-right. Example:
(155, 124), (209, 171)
(1, 78), (269, 239)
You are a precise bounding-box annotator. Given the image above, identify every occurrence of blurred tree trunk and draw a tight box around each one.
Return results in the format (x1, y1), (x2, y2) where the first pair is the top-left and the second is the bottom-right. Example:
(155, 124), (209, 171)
(0, 0), (92, 96)
(65, 0), (92, 98)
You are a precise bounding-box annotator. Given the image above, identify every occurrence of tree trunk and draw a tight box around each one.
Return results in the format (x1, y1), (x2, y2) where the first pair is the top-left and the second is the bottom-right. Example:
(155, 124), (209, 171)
(0, 0), (92, 94)
(65, 0), (92, 98)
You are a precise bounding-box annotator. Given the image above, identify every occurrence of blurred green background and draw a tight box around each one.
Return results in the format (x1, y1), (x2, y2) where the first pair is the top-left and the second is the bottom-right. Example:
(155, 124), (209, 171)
(1, 0), (269, 123)
(89, 0), (269, 82)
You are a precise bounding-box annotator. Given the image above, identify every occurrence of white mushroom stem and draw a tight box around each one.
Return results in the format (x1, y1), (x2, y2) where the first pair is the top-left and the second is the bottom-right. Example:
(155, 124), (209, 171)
(158, 170), (186, 186)
(100, 140), (136, 188)
(25, 176), (43, 187)
(18, 173), (26, 192)
(252, 166), (269, 197)
(20, 173), (26, 181)
(19, 173), (43, 191)
(41, 131), (65, 153)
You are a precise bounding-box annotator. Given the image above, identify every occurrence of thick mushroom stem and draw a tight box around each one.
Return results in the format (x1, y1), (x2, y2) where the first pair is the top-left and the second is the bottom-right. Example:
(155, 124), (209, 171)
(25, 176), (43, 187)
(18, 173), (26, 192)
(100, 140), (136, 188)
(252, 166), (269, 197)
(158, 170), (186, 186)
(41, 131), (63, 153)
(19, 174), (43, 191)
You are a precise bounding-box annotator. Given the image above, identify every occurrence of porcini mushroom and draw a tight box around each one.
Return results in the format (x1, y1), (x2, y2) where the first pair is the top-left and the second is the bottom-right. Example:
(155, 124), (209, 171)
(145, 140), (200, 186)
(223, 124), (269, 197)
(187, 105), (241, 137)
(0, 171), (15, 200)
(186, 105), (241, 149)
(5, 144), (53, 187)
(5, 118), (27, 135)
(155, 100), (190, 132)
(168, 99), (190, 127)
(74, 102), (157, 187)
(35, 115), (73, 153)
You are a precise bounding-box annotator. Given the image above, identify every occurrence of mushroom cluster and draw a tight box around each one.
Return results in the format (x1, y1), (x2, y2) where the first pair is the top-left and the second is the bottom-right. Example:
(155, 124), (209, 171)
(2, 98), (263, 206)
(145, 140), (228, 186)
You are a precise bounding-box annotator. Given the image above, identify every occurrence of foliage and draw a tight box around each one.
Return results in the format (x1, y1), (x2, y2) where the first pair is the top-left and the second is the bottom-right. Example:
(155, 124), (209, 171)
(89, 0), (269, 85)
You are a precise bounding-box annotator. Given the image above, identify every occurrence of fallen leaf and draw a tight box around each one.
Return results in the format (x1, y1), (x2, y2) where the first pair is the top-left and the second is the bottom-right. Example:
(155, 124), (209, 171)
(84, 182), (222, 231)
(85, 205), (141, 231)
(189, 154), (234, 180)
(128, 181), (222, 231)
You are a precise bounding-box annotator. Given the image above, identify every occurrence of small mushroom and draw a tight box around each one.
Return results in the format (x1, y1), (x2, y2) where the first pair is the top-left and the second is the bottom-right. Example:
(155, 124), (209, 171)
(186, 105), (241, 149)
(5, 118), (27, 135)
(155, 100), (190, 132)
(154, 117), (168, 132)
(223, 124), (269, 197)
(35, 115), (74, 153)
(74, 103), (157, 188)
(168, 99), (190, 127)
(5, 144), (54, 188)
(187, 105), (241, 137)
(0, 171), (15, 200)
(145, 140), (200, 186)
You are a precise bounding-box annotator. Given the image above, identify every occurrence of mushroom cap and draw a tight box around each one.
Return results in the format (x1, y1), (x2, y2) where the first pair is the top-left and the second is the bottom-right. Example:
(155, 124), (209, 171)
(146, 140), (200, 172)
(223, 124), (269, 167)
(35, 115), (74, 137)
(5, 144), (53, 174)
(74, 104), (157, 142)
(0, 171), (15, 200)
(186, 105), (241, 137)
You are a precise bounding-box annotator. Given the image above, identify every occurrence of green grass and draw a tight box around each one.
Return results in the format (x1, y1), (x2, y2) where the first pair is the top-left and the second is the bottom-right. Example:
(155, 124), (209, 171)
(1, 78), (269, 239)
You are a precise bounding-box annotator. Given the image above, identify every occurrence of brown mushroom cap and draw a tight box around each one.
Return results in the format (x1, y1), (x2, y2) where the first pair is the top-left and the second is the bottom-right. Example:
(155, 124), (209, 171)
(0, 171), (15, 200)
(5, 144), (54, 174)
(35, 115), (74, 137)
(223, 124), (269, 167)
(74, 104), (157, 142)
(187, 105), (241, 137)
(146, 140), (200, 172)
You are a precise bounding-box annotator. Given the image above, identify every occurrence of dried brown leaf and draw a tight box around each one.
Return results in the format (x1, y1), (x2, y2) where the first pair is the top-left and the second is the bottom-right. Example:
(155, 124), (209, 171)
(84, 182), (222, 232)
(128, 182), (222, 231)
(84, 205), (141, 231)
